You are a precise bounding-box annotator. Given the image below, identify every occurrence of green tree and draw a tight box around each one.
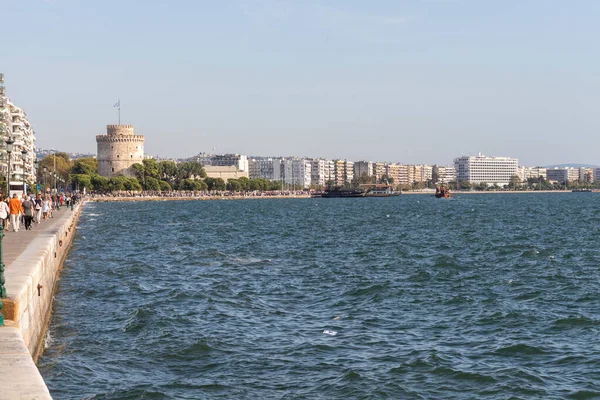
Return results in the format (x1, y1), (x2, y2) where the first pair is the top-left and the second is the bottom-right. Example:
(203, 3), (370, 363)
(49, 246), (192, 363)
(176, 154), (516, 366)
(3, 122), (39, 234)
(508, 175), (521, 190)
(159, 180), (172, 192)
(124, 177), (142, 191)
(90, 174), (109, 191)
(70, 174), (92, 190)
(142, 159), (160, 179)
(145, 176), (161, 191)
(108, 176), (128, 191)
(227, 179), (242, 192)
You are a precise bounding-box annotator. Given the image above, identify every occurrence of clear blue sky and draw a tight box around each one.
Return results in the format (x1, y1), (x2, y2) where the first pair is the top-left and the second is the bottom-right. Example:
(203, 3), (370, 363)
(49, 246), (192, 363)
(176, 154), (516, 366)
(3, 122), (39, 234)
(2, 0), (600, 166)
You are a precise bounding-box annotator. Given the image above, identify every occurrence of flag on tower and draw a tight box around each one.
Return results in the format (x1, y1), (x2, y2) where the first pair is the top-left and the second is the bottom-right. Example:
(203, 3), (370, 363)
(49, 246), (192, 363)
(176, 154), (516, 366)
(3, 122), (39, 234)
(114, 100), (120, 108)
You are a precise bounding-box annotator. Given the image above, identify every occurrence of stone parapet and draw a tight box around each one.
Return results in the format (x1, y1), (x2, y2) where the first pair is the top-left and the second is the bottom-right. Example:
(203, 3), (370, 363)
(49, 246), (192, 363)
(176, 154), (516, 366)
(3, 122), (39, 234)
(0, 202), (84, 399)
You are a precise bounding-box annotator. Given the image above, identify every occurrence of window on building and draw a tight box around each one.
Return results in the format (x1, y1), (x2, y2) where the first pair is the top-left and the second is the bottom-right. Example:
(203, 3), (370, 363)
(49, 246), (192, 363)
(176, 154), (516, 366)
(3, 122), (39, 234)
(112, 168), (114, 172)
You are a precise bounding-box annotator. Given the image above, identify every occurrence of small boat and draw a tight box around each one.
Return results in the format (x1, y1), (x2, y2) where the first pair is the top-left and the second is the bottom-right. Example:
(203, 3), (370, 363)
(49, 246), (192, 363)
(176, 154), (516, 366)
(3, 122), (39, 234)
(365, 186), (401, 197)
(572, 189), (593, 193)
(435, 187), (450, 198)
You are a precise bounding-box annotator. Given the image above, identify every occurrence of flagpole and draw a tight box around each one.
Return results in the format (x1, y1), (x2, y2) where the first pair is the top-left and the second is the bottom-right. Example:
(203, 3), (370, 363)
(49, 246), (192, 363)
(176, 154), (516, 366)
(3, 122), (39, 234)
(118, 98), (121, 125)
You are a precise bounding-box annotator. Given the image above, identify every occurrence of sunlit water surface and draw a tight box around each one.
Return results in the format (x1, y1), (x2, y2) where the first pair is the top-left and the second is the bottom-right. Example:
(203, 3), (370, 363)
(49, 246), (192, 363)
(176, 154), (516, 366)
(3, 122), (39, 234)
(39, 194), (600, 399)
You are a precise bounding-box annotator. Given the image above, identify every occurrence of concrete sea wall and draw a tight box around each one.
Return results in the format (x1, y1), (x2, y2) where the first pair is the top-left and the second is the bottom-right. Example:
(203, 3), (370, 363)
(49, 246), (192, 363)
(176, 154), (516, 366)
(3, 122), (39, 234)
(0, 202), (83, 400)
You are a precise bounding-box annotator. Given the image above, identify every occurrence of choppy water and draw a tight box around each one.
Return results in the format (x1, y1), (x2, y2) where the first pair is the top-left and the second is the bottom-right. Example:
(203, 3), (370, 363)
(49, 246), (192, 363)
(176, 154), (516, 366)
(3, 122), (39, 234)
(38, 194), (600, 399)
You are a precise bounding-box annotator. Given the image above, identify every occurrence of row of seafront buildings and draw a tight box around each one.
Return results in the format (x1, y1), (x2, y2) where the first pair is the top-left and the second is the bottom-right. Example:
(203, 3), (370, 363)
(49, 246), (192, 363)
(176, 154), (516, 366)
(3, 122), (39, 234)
(194, 153), (600, 189)
(0, 74), (36, 188)
(194, 153), (455, 188)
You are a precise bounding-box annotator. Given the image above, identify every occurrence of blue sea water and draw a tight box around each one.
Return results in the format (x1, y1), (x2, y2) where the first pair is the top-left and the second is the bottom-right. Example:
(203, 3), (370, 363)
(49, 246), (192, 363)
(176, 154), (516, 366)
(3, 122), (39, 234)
(38, 194), (600, 399)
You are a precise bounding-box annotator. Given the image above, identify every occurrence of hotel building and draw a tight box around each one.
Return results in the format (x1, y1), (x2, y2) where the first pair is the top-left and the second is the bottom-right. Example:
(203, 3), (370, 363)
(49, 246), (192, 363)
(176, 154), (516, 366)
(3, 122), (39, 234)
(454, 154), (519, 186)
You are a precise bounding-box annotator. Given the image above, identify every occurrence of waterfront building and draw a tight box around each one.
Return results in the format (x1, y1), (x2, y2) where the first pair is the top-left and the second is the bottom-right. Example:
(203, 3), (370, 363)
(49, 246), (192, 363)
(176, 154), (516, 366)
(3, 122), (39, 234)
(546, 167), (579, 184)
(594, 168), (600, 183)
(333, 159), (354, 186)
(579, 168), (593, 183)
(353, 161), (373, 180)
(437, 166), (456, 183)
(310, 158), (332, 187)
(196, 153), (249, 173)
(249, 157), (277, 180)
(279, 158), (311, 188)
(520, 166), (547, 181)
(454, 154), (519, 186)
(96, 125), (145, 177)
(373, 162), (387, 181)
(204, 166), (249, 182)
(0, 74), (37, 187)
(386, 163), (402, 184)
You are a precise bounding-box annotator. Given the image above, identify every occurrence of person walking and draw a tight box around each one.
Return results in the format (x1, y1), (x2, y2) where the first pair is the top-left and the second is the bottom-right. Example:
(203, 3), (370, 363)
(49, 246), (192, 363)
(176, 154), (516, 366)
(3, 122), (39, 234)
(42, 195), (50, 220)
(0, 196), (9, 232)
(22, 196), (34, 230)
(8, 194), (23, 232)
(34, 194), (43, 224)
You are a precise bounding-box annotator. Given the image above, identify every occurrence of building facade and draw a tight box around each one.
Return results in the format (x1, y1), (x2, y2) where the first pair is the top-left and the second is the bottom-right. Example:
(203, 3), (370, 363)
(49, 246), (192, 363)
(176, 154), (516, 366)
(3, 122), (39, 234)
(0, 73), (36, 188)
(196, 153), (249, 173)
(96, 124), (145, 177)
(454, 154), (519, 186)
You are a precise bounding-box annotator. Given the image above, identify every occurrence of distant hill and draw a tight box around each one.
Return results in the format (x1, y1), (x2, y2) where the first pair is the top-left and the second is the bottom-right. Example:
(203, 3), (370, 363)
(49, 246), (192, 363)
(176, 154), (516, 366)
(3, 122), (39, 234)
(544, 163), (598, 169)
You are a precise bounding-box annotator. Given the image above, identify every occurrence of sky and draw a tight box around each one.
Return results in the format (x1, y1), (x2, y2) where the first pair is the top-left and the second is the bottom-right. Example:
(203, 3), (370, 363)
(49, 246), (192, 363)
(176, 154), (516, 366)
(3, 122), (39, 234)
(2, 0), (600, 166)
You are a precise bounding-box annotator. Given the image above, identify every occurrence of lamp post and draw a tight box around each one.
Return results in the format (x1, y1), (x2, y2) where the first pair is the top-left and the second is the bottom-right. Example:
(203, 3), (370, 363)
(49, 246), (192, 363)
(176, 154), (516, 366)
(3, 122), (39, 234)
(5, 136), (14, 197)
(43, 166), (47, 189)
(33, 159), (39, 194)
(20, 149), (27, 195)
(54, 172), (57, 193)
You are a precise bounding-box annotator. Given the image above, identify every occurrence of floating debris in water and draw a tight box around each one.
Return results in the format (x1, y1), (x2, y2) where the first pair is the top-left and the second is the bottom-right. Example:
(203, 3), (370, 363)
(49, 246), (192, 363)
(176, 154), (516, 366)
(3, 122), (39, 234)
(386, 215), (390, 218)
(323, 330), (337, 336)
(332, 316), (341, 320)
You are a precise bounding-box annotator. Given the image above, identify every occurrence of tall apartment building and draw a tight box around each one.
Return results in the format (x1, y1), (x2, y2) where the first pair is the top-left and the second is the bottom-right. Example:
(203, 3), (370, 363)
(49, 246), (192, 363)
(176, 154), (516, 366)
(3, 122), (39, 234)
(454, 154), (519, 186)
(249, 157), (277, 180)
(333, 160), (353, 185)
(386, 163), (402, 184)
(373, 162), (387, 181)
(310, 159), (332, 187)
(437, 166), (456, 183)
(0, 73), (36, 187)
(594, 168), (600, 183)
(579, 168), (593, 183)
(353, 161), (373, 180)
(280, 158), (311, 189)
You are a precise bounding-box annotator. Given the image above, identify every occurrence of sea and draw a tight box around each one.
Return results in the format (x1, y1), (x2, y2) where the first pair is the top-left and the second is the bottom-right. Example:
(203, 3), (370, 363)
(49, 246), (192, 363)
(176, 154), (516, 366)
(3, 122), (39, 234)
(38, 193), (600, 399)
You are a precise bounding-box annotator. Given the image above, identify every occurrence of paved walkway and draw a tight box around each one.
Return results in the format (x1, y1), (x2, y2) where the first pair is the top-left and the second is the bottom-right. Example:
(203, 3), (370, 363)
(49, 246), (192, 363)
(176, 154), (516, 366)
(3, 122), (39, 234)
(2, 206), (78, 269)
(0, 203), (82, 400)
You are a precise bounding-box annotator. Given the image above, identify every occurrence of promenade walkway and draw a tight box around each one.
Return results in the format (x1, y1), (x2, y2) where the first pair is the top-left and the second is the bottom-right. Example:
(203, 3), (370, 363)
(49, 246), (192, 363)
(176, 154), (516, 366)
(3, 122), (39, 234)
(3, 205), (76, 267)
(0, 203), (81, 400)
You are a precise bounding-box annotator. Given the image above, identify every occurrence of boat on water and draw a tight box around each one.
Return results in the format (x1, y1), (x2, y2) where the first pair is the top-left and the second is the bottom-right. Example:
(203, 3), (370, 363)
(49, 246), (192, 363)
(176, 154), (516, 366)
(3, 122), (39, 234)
(572, 189), (593, 193)
(321, 188), (366, 198)
(435, 186), (451, 198)
(365, 186), (401, 197)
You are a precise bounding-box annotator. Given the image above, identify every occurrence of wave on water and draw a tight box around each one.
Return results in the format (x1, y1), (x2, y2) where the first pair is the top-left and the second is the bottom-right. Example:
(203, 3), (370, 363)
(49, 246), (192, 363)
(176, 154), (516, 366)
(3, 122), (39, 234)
(38, 195), (600, 399)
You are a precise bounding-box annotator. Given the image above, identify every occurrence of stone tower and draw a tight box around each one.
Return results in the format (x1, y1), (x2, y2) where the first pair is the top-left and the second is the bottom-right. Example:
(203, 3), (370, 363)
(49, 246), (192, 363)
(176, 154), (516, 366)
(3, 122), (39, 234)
(96, 124), (145, 177)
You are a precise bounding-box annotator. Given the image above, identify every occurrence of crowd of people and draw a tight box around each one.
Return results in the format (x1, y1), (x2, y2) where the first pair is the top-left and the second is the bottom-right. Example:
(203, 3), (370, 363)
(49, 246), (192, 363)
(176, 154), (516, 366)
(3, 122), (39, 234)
(0, 192), (78, 233)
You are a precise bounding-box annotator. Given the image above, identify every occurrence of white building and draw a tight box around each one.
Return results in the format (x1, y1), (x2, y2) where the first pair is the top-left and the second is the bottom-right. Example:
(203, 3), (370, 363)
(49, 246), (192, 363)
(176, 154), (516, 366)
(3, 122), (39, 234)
(454, 154), (518, 186)
(310, 159), (333, 187)
(0, 73), (36, 190)
(280, 158), (311, 189)
(519, 166), (547, 181)
(249, 157), (277, 180)
(546, 167), (579, 183)
(437, 166), (456, 183)
(195, 153), (248, 173)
